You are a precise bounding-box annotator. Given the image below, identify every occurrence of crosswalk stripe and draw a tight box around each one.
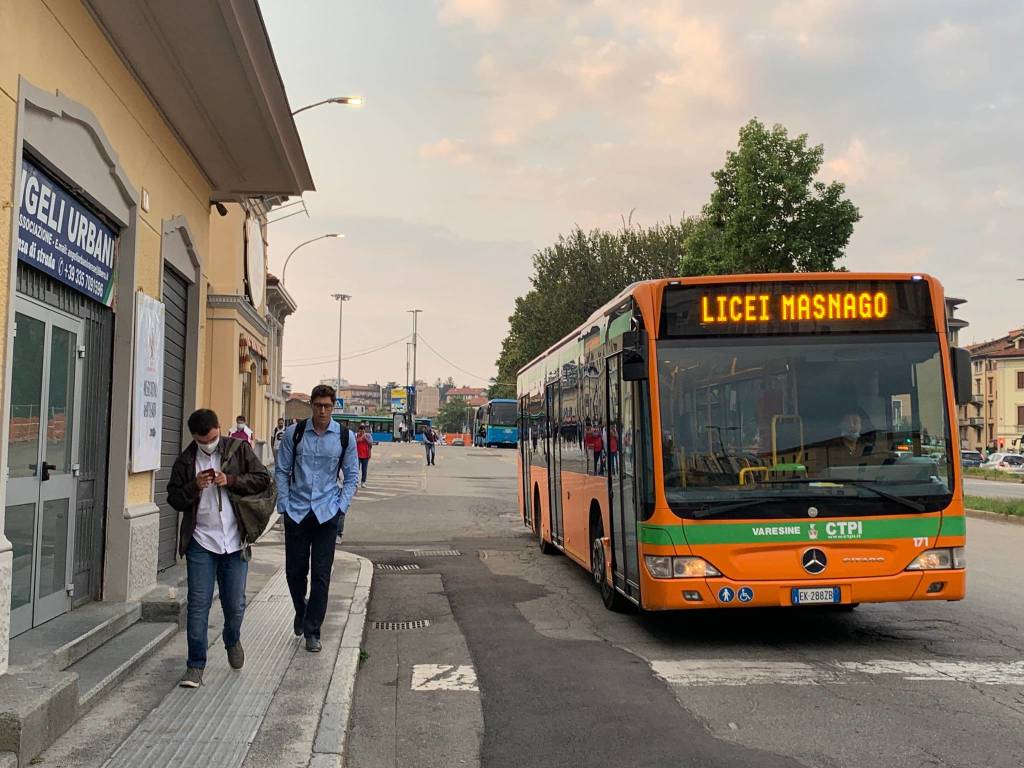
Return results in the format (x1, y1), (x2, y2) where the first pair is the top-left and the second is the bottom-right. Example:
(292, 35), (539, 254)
(651, 659), (1024, 687)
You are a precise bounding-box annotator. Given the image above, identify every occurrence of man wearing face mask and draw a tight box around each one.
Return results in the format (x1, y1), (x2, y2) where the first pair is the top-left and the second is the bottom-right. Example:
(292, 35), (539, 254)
(167, 408), (271, 688)
(824, 411), (876, 468)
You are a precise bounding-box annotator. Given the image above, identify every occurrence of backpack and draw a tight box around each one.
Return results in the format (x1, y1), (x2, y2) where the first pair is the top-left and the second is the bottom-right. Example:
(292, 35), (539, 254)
(292, 419), (350, 477)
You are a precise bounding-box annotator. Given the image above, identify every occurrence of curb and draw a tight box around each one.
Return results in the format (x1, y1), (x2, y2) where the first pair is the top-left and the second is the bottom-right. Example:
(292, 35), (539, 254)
(309, 551), (372, 768)
(965, 508), (1024, 527)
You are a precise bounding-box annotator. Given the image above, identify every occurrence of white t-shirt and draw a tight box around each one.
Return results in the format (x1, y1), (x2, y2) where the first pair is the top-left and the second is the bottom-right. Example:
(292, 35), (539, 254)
(193, 446), (242, 554)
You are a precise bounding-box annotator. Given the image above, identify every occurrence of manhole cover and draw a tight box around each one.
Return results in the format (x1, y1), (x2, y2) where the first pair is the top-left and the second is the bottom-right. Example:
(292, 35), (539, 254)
(374, 562), (421, 571)
(373, 620), (431, 631)
(410, 549), (462, 557)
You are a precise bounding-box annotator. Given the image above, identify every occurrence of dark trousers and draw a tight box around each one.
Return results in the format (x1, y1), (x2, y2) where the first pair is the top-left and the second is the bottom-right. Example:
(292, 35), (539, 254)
(185, 539), (248, 669)
(284, 511), (340, 639)
(359, 457), (369, 483)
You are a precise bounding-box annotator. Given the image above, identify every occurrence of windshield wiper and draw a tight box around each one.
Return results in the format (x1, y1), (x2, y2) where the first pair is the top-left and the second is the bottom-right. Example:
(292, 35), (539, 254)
(690, 497), (800, 519)
(762, 478), (925, 512)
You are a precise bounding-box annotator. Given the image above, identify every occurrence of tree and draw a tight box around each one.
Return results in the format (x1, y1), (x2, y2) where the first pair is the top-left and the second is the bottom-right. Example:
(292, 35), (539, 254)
(493, 220), (688, 390)
(683, 118), (860, 275)
(437, 397), (472, 433)
(493, 117), (859, 389)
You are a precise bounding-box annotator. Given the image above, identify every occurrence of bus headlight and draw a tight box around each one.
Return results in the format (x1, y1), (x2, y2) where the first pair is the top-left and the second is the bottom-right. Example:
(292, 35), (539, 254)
(645, 556), (722, 579)
(906, 547), (965, 570)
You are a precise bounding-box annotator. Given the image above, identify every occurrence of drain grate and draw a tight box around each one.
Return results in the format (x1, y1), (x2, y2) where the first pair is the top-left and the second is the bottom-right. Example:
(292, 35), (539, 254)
(374, 562), (421, 572)
(410, 549), (462, 558)
(373, 619), (431, 631)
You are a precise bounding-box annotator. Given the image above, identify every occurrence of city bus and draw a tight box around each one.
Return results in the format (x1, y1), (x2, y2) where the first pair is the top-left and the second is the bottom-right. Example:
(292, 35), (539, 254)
(517, 273), (971, 612)
(473, 398), (519, 447)
(331, 413), (432, 442)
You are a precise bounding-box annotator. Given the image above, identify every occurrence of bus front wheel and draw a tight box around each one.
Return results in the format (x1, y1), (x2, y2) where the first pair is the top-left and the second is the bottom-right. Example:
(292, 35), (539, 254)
(590, 524), (631, 612)
(535, 492), (557, 555)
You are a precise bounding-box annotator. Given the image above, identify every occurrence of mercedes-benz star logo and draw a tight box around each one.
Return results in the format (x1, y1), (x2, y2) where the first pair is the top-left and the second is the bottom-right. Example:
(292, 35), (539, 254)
(802, 548), (827, 575)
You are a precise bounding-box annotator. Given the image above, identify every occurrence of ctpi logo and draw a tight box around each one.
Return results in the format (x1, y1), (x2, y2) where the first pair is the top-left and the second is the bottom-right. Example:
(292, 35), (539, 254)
(808, 523), (818, 540)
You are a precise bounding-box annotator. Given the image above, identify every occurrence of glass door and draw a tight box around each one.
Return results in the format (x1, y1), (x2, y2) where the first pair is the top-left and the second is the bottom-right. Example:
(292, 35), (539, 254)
(5, 297), (82, 635)
(607, 353), (640, 599)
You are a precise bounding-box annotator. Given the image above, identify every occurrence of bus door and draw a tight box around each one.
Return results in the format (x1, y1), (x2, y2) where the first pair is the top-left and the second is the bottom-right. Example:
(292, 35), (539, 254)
(607, 354), (640, 599)
(546, 382), (564, 546)
(519, 396), (531, 527)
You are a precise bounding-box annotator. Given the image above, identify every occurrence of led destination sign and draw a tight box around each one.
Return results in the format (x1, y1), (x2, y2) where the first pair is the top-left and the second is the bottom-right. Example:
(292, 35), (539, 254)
(662, 280), (935, 337)
(700, 290), (890, 324)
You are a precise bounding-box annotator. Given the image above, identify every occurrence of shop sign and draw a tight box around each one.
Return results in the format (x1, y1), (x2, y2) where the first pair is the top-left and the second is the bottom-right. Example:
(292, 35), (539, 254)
(17, 158), (118, 306)
(131, 291), (165, 472)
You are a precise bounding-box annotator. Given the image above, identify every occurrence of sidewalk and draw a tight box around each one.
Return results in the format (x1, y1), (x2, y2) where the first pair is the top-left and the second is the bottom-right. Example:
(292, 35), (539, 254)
(33, 525), (371, 768)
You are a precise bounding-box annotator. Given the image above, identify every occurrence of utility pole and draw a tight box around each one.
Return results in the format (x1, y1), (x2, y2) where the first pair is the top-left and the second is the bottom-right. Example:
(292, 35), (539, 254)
(407, 309), (422, 425)
(332, 293), (351, 392)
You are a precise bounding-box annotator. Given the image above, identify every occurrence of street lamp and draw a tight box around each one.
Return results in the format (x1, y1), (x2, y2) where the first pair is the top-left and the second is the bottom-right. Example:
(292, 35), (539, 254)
(332, 293), (352, 392)
(292, 96), (364, 116)
(407, 309), (422, 420)
(281, 233), (343, 285)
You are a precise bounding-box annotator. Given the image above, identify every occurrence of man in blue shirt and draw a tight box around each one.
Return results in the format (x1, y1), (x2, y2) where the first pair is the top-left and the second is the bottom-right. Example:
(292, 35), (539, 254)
(275, 384), (359, 652)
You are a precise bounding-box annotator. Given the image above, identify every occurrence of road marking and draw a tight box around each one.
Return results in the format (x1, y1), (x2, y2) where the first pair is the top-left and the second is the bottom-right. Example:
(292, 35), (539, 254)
(651, 659), (1024, 687)
(411, 664), (479, 691)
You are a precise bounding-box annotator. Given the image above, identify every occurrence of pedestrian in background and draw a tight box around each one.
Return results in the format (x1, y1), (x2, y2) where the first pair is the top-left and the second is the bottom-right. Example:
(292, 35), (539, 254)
(271, 417), (285, 460)
(167, 409), (271, 688)
(275, 385), (358, 653)
(356, 423), (373, 487)
(230, 414), (254, 445)
(424, 425), (439, 466)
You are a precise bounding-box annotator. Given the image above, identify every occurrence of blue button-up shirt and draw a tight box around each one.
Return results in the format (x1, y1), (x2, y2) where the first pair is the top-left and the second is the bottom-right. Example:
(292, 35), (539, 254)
(275, 418), (359, 524)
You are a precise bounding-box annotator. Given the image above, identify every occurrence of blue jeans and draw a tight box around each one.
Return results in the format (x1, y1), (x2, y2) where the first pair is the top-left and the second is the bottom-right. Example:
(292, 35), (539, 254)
(425, 443), (435, 464)
(186, 538), (248, 669)
(359, 457), (369, 483)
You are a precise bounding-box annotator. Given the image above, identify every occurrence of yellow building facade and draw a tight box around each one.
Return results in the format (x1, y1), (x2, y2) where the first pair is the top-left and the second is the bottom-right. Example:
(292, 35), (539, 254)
(0, 0), (311, 681)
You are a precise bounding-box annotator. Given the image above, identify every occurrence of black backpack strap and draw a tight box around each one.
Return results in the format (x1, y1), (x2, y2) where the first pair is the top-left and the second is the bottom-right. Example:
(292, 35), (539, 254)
(337, 427), (349, 476)
(292, 419), (308, 453)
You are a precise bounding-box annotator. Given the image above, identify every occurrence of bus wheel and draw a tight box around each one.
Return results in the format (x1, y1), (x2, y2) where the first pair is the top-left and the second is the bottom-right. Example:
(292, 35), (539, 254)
(590, 526), (630, 612)
(535, 494), (557, 555)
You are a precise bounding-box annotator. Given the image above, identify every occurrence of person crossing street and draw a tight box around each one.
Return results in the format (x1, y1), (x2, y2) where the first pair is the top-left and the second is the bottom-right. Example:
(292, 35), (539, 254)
(356, 423), (374, 486)
(424, 425), (439, 466)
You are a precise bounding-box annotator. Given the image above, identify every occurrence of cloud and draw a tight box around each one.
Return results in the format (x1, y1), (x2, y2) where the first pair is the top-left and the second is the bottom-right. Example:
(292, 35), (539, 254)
(436, 0), (504, 31)
(824, 138), (868, 185)
(419, 138), (475, 165)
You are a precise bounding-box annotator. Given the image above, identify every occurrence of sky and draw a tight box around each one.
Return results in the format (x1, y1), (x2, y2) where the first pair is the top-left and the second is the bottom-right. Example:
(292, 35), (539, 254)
(261, 0), (1024, 395)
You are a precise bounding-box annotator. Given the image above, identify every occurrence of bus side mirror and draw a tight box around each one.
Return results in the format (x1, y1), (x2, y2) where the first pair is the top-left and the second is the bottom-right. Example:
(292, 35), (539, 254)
(621, 349), (647, 381)
(951, 347), (972, 406)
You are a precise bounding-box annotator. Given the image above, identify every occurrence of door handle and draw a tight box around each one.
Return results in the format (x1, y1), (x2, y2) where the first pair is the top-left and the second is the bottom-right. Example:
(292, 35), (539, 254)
(41, 462), (57, 481)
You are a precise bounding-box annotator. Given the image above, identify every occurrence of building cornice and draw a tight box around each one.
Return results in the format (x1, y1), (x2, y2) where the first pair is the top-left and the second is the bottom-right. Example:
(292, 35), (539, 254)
(207, 293), (270, 336)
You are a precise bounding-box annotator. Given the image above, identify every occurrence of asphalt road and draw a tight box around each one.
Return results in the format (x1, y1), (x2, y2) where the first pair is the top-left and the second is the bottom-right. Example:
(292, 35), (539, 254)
(964, 476), (1024, 500)
(343, 443), (1024, 768)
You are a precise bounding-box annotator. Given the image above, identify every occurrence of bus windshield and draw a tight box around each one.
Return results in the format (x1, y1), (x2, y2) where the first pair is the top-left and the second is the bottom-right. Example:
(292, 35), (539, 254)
(657, 334), (954, 518)
(489, 401), (518, 426)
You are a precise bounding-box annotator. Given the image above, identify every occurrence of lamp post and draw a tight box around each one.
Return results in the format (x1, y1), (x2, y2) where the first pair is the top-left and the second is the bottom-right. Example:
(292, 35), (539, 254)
(407, 309), (422, 423)
(292, 96), (364, 116)
(332, 293), (352, 392)
(281, 233), (342, 285)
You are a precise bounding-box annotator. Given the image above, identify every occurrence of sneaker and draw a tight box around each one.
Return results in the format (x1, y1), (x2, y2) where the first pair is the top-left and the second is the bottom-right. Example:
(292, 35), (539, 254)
(180, 667), (203, 688)
(294, 614), (303, 637)
(305, 635), (322, 653)
(226, 642), (244, 670)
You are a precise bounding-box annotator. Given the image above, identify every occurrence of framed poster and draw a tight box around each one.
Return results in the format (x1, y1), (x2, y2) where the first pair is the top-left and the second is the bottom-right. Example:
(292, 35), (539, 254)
(131, 291), (165, 472)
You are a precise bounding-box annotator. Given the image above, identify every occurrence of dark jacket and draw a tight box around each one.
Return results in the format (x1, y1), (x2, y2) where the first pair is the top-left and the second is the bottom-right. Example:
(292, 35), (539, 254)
(166, 437), (272, 558)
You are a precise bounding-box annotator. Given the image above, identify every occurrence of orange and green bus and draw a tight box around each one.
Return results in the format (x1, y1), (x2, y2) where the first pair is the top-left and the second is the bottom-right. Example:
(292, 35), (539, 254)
(516, 273), (971, 612)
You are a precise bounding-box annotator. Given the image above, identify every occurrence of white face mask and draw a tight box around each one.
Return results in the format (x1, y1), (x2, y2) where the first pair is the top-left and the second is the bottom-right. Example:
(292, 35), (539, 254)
(198, 436), (219, 455)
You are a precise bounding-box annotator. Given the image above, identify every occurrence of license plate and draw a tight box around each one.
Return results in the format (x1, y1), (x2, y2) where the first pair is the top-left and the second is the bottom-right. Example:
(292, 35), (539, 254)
(791, 587), (840, 605)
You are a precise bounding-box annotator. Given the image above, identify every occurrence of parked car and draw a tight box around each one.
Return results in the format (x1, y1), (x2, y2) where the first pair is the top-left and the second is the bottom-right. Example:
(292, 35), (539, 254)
(980, 452), (1024, 471)
(451, 437), (465, 446)
(960, 450), (984, 468)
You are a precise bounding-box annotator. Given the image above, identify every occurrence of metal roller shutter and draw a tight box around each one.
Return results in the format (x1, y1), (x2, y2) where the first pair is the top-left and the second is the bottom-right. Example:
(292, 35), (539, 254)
(155, 266), (188, 570)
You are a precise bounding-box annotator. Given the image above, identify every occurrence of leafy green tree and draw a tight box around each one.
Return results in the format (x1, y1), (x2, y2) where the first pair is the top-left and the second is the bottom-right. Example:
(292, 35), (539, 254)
(437, 397), (472, 433)
(683, 118), (860, 275)
(494, 220), (688, 389)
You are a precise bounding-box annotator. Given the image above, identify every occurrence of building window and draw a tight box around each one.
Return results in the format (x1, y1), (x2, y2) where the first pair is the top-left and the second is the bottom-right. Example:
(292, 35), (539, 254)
(1018, 406), (1024, 428)
(241, 370), (253, 426)
(988, 378), (994, 396)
